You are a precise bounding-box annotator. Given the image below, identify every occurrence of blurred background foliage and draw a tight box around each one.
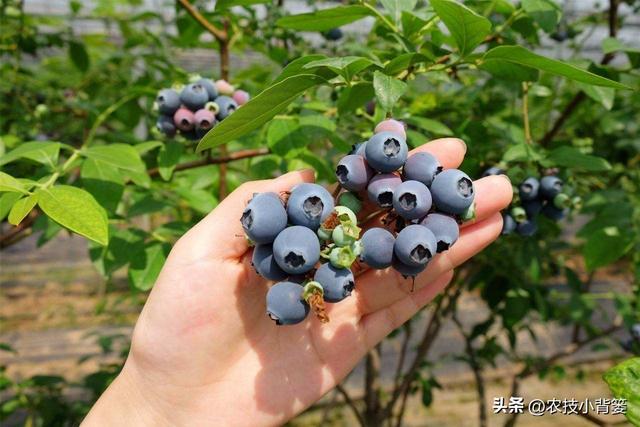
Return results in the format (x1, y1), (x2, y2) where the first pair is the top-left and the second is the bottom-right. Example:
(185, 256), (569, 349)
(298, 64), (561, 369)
(0, 0), (639, 425)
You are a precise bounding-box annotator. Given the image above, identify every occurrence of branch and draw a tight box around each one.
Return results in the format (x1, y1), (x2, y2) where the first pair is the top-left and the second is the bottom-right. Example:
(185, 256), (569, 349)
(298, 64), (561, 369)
(540, 0), (619, 147)
(176, 0), (227, 41)
(0, 210), (38, 248)
(147, 147), (268, 177)
(336, 384), (367, 427)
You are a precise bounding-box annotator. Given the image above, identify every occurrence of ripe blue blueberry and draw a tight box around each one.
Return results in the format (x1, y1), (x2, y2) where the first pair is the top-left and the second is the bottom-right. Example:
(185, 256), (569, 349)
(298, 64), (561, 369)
(336, 154), (374, 192)
(314, 263), (355, 303)
(180, 83), (209, 110)
(501, 213), (517, 235)
(367, 173), (402, 208)
(323, 28), (343, 41)
(392, 255), (427, 277)
(365, 132), (408, 173)
(156, 115), (176, 137)
(403, 152), (442, 187)
(541, 204), (566, 221)
(252, 244), (288, 281)
(156, 89), (181, 115)
(241, 192), (287, 244)
(273, 226), (321, 274)
(214, 95), (238, 120)
(430, 169), (475, 215)
(349, 142), (367, 156)
(394, 224), (437, 267)
(482, 166), (505, 177)
(287, 183), (334, 230)
(360, 227), (395, 269)
(539, 176), (563, 200)
(516, 219), (538, 236)
(519, 177), (540, 201)
(196, 78), (218, 100)
(392, 180), (432, 220)
(266, 281), (309, 325)
(522, 199), (542, 218)
(420, 213), (459, 252)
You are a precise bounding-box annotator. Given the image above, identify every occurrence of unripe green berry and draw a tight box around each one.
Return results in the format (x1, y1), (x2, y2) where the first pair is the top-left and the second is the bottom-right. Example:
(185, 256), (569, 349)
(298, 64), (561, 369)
(553, 193), (571, 209)
(329, 246), (357, 269)
(335, 205), (357, 224)
(511, 207), (527, 223)
(332, 225), (358, 247)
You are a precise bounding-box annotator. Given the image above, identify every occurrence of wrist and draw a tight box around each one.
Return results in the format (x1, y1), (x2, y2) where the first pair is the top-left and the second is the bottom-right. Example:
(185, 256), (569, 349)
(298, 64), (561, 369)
(82, 361), (169, 427)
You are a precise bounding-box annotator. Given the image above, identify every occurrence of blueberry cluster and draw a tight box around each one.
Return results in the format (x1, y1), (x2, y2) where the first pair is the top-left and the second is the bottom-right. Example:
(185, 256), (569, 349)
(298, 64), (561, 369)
(242, 119), (476, 326)
(483, 167), (580, 236)
(154, 77), (250, 140)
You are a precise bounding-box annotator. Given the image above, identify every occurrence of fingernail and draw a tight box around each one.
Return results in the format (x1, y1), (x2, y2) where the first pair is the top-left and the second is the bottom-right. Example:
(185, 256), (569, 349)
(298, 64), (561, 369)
(499, 174), (511, 184)
(455, 138), (467, 153)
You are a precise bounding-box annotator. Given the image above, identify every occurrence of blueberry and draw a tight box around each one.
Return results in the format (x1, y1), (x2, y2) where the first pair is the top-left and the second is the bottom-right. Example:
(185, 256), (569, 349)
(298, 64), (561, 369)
(522, 199), (542, 218)
(252, 244), (288, 281)
(156, 115), (176, 137)
(180, 83), (209, 110)
(336, 154), (374, 192)
(349, 142), (367, 156)
(365, 132), (408, 173)
(241, 192), (287, 244)
(196, 78), (218, 100)
(516, 219), (538, 236)
(519, 177), (540, 201)
(173, 108), (196, 132)
(266, 281), (309, 325)
(365, 100), (376, 116)
(287, 183), (334, 230)
(420, 213), (459, 252)
(215, 95), (238, 120)
(215, 79), (235, 95)
(394, 224), (437, 267)
(323, 28), (343, 41)
(194, 109), (216, 131)
(232, 89), (250, 106)
(392, 255), (427, 277)
(632, 324), (640, 339)
(482, 166), (505, 177)
(541, 204), (566, 221)
(430, 169), (475, 215)
(273, 226), (321, 274)
(403, 152), (442, 187)
(501, 213), (517, 235)
(539, 176), (563, 200)
(314, 263), (354, 302)
(367, 173), (402, 208)
(156, 89), (181, 115)
(360, 227), (395, 269)
(374, 119), (406, 139)
(392, 180), (432, 220)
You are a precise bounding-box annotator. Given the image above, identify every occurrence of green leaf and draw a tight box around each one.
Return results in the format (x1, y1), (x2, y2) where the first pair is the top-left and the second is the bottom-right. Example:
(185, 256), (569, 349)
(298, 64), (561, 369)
(157, 141), (184, 181)
(175, 188), (217, 214)
(480, 59), (539, 82)
(373, 71), (408, 113)
(0, 192), (22, 220)
(0, 141), (61, 168)
(272, 55), (328, 84)
(68, 40), (90, 72)
(135, 140), (163, 155)
(482, 46), (631, 89)
(380, 0), (418, 26)
(37, 185), (109, 246)
(405, 116), (453, 136)
(430, 0), (492, 57)
(197, 74), (328, 151)
(583, 227), (634, 271)
(304, 56), (377, 82)
(337, 82), (374, 115)
(521, 0), (561, 33)
(0, 171), (28, 194)
(215, 0), (269, 11)
(603, 358), (640, 426)
(128, 243), (170, 291)
(384, 52), (432, 75)
(8, 194), (38, 225)
(578, 82), (615, 110)
(83, 144), (146, 173)
(80, 158), (124, 213)
(544, 146), (611, 171)
(276, 6), (372, 31)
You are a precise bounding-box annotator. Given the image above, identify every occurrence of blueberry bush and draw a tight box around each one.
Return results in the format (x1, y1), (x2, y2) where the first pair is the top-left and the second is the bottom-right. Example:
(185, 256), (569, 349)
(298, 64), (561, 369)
(1, 0), (639, 425)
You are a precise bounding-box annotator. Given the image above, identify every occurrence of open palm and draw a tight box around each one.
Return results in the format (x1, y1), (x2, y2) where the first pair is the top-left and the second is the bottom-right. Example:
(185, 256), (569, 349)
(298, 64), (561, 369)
(84, 137), (512, 426)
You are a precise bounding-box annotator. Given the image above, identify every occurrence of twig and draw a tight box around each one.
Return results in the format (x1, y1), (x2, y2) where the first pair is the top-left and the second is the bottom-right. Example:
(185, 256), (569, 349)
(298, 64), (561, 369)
(147, 148), (268, 176)
(0, 210), (37, 248)
(522, 82), (532, 144)
(364, 346), (382, 425)
(176, 0), (227, 41)
(336, 384), (366, 427)
(571, 272), (596, 343)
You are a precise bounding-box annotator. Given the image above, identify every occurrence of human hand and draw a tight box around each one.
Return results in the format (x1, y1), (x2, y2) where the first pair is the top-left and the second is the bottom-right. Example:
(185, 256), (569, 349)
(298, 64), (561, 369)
(83, 137), (512, 426)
